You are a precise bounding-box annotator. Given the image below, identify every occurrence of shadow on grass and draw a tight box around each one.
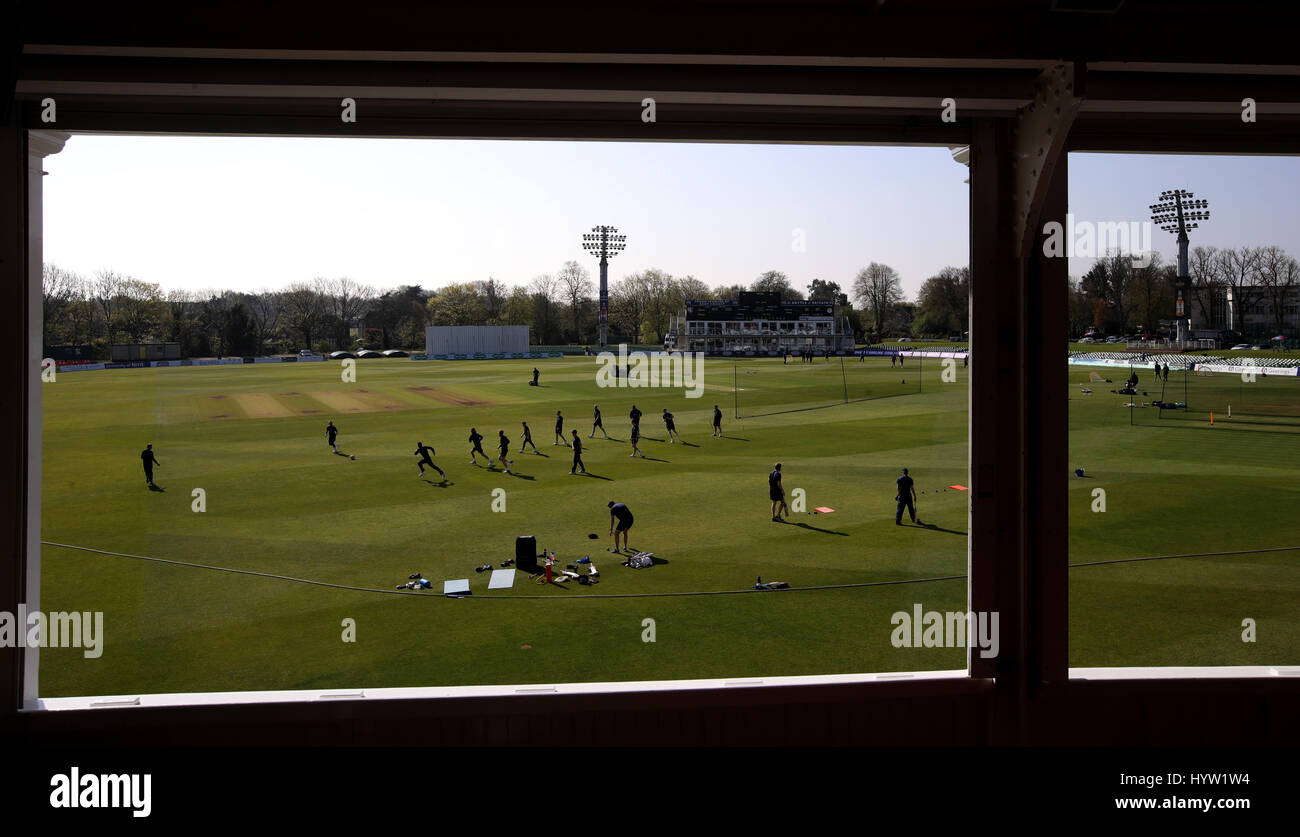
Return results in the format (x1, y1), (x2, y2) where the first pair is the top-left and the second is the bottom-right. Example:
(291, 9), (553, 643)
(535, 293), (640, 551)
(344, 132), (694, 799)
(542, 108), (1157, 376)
(523, 450), (548, 457)
(574, 472), (613, 480)
(147, 483), (166, 492)
(422, 479), (454, 487)
(788, 521), (848, 536)
(721, 435), (750, 441)
(915, 521), (966, 536)
(506, 471), (536, 481)
(639, 456), (670, 463)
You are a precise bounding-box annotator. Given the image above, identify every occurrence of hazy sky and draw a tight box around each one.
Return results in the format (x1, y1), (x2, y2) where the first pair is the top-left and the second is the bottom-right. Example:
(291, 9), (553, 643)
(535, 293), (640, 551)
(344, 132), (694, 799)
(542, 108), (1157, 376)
(41, 135), (1300, 300)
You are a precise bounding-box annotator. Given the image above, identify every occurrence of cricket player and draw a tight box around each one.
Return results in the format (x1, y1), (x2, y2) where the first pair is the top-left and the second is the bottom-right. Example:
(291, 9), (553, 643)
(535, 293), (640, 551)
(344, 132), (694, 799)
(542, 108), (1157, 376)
(326, 420), (339, 453)
(553, 410), (568, 446)
(496, 430), (514, 474)
(468, 427), (491, 465)
(569, 430), (586, 475)
(141, 443), (161, 486)
(608, 501), (634, 553)
(896, 467), (920, 525)
(520, 421), (538, 454)
(414, 442), (446, 481)
(662, 408), (679, 443)
(712, 404), (723, 437)
(590, 404), (608, 439)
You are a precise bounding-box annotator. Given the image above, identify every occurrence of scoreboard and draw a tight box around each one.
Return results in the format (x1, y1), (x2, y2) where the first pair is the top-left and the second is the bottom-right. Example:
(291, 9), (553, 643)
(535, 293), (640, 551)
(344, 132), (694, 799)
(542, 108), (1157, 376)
(685, 292), (834, 322)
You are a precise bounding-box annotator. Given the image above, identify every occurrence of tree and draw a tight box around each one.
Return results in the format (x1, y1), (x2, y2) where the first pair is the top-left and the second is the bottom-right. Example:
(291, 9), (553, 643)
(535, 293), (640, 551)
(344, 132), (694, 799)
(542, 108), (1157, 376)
(427, 282), (487, 326)
(1255, 245), (1300, 337)
(806, 278), (842, 301)
(914, 266), (969, 335)
(528, 274), (562, 344)
(1066, 278), (1093, 338)
(714, 283), (746, 301)
(1127, 252), (1174, 336)
(556, 260), (593, 343)
(247, 289), (284, 354)
(91, 269), (125, 342)
(112, 278), (165, 344)
(1217, 246), (1263, 335)
(1188, 245), (1224, 328)
(751, 270), (804, 300)
(477, 278), (507, 324)
(498, 286), (535, 336)
(675, 275), (712, 303)
(42, 264), (84, 345)
(852, 262), (904, 338)
(282, 282), (328, 350)
(318, 276), (375, 349)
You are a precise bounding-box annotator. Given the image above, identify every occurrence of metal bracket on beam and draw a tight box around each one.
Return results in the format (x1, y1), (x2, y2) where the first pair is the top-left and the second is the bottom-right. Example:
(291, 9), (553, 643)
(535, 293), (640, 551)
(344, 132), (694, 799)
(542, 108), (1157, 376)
(1011, 63), (1082, 258)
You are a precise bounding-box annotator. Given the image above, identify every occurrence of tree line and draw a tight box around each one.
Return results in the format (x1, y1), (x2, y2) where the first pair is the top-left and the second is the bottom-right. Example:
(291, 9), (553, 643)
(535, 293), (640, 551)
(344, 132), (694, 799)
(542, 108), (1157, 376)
(42, 260), (974, 358)
(1068, 246), (1300, 339)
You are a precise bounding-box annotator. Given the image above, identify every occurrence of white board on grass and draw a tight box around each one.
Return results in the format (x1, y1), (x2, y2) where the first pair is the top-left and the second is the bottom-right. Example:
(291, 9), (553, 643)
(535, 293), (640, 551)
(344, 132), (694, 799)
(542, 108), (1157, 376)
(487, 569), (516, 589)
(443, 579), (470, 595)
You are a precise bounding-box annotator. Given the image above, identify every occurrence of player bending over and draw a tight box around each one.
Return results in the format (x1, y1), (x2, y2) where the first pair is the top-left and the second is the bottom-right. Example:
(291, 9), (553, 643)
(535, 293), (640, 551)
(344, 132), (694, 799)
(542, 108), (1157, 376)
(414, 442), (446, 481)
(608, 501), (634, 553)
(468, 427), (491, 465)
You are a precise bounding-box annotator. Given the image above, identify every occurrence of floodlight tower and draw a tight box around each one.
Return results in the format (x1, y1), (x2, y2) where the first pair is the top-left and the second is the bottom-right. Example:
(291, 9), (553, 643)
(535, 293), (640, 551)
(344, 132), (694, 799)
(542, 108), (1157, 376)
(581, 225), (627, 347)
(1150, 189), (1210, 345)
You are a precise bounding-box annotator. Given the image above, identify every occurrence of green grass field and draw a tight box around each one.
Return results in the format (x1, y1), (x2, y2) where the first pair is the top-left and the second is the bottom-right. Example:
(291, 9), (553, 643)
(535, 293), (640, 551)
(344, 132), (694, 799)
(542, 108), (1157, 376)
(36, 355), (1300, 698)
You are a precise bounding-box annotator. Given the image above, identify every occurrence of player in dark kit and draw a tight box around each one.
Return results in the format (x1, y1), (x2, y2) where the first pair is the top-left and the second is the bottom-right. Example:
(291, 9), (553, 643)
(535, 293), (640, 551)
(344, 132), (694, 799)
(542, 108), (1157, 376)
(662, 408), (679, 443)
(468, 427), (491, 465)
(769, 462), (788, 521)
(712, 404), (722, 437)
(608, 501), (634, 553)
(326, 420), (339, 453)
(531, 367), (540, 386)
(569, 430), (586, 474)
(629, 405), (642, 431)
(896, 467), (920, 525)
(140, 443), (160, 486)
(553, 410), (568, 446)
(590, 405), (608, 438)
(629, 422), (643, 457)
(414, 442), (446, 481)
(496, 430), (514, 473)
(520, 421), (538, 454)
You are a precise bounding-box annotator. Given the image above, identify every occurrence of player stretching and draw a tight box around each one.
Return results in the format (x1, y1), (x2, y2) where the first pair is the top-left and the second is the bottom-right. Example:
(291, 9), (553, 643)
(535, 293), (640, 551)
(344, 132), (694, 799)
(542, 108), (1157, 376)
(662, 408), (679, 443)
(553, 410), (568, 446)
(496, 430), (514, 474)
(519, 421), (539, 454)
(629, 421), (643, 457)
(326, 420), (340, 453)
(712, 404), (722, 437)
(414, 442), (446, 482)
(468, 427), (491, 465)
(590, 404), (608, 438)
